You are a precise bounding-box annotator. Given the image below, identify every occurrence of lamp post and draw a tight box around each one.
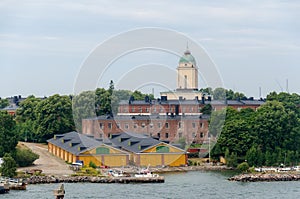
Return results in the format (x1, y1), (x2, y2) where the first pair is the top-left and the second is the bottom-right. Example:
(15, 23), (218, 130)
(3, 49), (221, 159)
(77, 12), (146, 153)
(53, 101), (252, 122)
(208, 134), (211, 165)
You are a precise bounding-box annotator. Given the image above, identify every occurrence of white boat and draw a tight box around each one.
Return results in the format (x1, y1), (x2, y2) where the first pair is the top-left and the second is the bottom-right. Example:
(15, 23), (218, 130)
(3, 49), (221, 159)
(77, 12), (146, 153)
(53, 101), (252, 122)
(108, 169), (129, 177)
(134, 166), (159, 178)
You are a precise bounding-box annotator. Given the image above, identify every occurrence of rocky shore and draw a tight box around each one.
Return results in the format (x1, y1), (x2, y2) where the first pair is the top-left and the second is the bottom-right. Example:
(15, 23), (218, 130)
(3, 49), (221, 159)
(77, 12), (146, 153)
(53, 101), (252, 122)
(25, 175), (165, 184)
(228, 173), (300, 182)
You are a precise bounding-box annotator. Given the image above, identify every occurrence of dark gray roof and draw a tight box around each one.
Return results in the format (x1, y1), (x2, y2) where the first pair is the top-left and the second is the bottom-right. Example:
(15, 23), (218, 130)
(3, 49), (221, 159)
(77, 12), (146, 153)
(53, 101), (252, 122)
(119, 99), (265, 106)
(109, 132), (162, 153)
(47, 131), (116, 155)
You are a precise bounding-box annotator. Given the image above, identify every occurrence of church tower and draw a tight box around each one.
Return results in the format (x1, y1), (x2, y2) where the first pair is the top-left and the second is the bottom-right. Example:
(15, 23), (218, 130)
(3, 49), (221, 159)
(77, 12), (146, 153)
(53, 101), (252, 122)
(177, 49), (198, 90)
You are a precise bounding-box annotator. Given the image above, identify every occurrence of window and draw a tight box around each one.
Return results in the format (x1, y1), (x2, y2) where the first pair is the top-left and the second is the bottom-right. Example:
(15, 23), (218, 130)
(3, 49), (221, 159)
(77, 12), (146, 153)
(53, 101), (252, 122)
(146, 108), (149, 112)
(156, 146), (169, 153)
(99, 133), (103, 138)
(165, 122), (169, 128)
(200, 132), (204, 138)
(178, 132), (182, 138)
(142, 123), (145, 128)
(96, 147), (109, 154)
(125, 123), (129, 129)
(157, 133), (161, 138)
(178, 122), (182, 128)
(131, 107), (135, 112)
(192, 122), (196, 128)
(133, 123), (137, 128)
(192, 132), (196, 138)
(108, 123), (112, 129)
(99, 123), (104, 129)
(150, 123), (153, 128)
(200, 123), (203, 128)
(158, 122), (161, 128)
(139, 107), (142, 112)
(153, 107), (156, 113)
(165, 133), (169, 139)
(160, 107), (163, 113)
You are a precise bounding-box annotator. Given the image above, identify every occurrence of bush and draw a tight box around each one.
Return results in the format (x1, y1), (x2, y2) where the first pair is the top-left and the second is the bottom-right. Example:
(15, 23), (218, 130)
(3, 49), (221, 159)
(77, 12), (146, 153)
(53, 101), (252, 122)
(14, 148), (39, 167)
(89, 161), (97, 169)
(237, 162), (249, 172)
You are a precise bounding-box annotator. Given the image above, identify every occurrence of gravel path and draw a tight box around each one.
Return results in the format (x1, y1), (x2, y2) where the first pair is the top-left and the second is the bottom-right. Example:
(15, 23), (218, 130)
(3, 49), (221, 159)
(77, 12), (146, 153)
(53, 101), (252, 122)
(18, 142), (74, 176)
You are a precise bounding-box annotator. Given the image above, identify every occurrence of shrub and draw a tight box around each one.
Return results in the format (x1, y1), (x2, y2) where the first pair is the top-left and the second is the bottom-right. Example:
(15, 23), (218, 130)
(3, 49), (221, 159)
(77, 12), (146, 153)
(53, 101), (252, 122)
(237, 162), (249, 172)
(14, 148), (39, 167)
(89, 161), (97, 169)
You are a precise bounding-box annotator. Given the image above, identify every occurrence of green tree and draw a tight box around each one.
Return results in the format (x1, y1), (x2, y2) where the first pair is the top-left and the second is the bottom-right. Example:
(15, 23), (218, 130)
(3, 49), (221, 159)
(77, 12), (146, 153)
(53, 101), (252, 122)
(255, 101), (296, 152)
(72, 91), (97, 132)
(237, 162), (249, 172)
(0, 111), (18, 156)
(246, 146), (257, 167)
(201, 104), (212, 115)
(226, 152), (238, 167)
(34, 94), (75, 142)
(0, 153), (17, 177)
(213, 88), (226, 100)
(16, 95), (41, 122)
(0, 98), (9, 109)
(95, 88), (111, 116)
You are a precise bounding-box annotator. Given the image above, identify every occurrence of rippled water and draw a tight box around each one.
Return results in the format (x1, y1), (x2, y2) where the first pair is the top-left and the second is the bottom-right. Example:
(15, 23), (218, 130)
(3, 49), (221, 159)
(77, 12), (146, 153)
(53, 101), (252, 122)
(5, 171), (300, 199)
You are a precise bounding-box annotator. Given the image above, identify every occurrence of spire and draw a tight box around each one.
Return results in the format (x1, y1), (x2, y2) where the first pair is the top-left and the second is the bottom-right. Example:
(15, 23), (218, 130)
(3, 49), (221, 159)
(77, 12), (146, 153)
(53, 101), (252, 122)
(184, 41), (191, 55)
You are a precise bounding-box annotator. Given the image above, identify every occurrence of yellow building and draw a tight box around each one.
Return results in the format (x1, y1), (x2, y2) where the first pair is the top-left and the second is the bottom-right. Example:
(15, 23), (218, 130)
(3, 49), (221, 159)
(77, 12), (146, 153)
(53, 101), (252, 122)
(109, 132), (187, 167)
(48, 131), (187, 167)
(48, 132), (129, 167)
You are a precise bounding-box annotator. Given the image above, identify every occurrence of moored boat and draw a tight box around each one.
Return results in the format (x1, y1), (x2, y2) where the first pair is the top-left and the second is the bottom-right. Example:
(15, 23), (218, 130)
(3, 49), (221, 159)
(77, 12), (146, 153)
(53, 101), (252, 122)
(0, 182), (10, 194)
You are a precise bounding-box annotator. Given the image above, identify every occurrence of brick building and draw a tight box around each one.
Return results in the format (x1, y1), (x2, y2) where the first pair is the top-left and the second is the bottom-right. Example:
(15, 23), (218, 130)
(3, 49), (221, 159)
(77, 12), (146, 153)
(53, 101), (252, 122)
(81, 49), (265, 144)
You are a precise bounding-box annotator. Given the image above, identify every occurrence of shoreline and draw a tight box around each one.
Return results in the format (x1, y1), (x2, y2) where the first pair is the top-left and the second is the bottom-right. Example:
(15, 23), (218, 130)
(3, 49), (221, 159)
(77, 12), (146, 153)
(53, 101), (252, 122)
(228, 173), (300, 182)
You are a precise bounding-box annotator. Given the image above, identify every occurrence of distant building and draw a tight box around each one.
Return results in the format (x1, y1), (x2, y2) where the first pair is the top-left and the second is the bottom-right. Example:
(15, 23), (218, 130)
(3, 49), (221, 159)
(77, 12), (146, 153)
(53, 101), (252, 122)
(82, 48), (265, 145)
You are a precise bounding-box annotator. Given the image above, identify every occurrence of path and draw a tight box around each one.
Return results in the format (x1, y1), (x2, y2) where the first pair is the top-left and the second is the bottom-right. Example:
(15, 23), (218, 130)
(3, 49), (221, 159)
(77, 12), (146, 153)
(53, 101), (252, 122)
(18, 142), (74, 176)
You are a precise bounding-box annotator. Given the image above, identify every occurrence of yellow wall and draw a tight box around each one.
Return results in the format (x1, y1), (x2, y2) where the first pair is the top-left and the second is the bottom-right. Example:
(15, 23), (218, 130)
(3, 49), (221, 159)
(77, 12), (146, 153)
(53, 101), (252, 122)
(138, 153), (186, 167)
(78, 155), (128, 167)
(164, 154), (186, 167)
(143, 143), (184, 153)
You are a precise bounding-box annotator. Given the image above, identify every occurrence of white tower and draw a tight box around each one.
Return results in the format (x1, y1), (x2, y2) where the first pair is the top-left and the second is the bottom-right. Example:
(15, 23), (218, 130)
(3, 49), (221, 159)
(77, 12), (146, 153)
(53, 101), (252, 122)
(177, 49), (198, 90)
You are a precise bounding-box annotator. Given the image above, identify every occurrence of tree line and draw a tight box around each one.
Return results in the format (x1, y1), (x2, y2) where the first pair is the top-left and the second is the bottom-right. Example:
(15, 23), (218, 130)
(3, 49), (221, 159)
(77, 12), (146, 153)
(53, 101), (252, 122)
(211, 92), (300, 167)
(1, 82), (299, 169)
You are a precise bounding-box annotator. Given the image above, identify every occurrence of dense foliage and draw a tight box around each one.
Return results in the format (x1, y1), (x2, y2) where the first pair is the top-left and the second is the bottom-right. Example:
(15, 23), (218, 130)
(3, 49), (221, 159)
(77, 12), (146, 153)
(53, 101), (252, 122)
(14, 148), (39, 167)
(0, 153), (17, 177)
(211, 92), (300, 167)
(0, 98), (9, 109)
(0, 111), (18, 156)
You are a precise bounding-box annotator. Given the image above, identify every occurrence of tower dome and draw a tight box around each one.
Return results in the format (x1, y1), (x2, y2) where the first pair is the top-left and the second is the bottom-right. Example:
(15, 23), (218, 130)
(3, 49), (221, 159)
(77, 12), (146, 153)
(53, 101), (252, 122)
(179, 49), (196, 66)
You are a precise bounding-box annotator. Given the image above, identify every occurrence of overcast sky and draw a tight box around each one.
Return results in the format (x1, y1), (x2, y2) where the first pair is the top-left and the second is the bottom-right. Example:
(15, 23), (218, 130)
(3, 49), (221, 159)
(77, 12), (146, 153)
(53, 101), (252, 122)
(1, 0), (299, 98)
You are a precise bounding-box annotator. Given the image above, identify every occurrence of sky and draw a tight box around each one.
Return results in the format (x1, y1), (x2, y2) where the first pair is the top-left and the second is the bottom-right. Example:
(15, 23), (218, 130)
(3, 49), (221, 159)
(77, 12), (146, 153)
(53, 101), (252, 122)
(1, 0), (300, 98)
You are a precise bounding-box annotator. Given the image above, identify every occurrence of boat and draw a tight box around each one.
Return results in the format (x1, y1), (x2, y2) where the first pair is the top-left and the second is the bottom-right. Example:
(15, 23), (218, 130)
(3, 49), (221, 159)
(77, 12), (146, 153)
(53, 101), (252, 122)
(108, 169), (130, 177)
(9, 180), (27, 190)
(134, 165), (159, 178)
(0, 178), (26, 190)
(0, 182), (10, 194)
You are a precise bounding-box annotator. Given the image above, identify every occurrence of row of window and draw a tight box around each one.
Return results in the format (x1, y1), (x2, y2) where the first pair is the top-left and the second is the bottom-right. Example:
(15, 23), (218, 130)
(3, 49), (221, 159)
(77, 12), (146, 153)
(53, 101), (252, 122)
(120, 106), (202, 113)
(99, 122), (205, 129)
